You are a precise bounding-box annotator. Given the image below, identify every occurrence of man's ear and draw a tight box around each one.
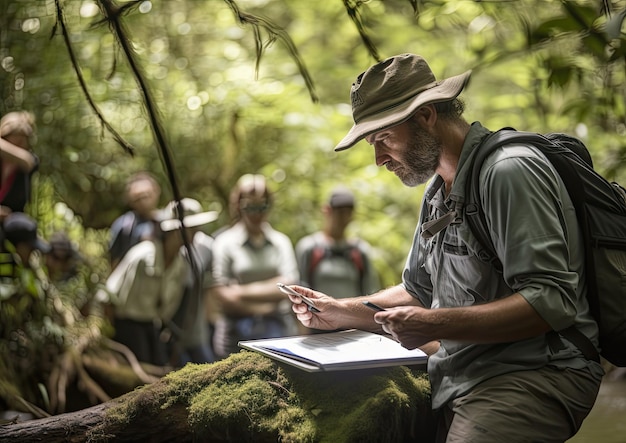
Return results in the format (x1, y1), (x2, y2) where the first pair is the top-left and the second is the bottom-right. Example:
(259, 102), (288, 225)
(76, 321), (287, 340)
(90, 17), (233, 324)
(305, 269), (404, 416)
(413, 104), (437, 129)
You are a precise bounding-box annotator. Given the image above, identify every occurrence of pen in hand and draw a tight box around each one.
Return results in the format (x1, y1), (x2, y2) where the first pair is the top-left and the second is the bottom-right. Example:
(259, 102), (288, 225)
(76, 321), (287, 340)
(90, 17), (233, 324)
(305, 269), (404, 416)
(362, 301), (386, 312)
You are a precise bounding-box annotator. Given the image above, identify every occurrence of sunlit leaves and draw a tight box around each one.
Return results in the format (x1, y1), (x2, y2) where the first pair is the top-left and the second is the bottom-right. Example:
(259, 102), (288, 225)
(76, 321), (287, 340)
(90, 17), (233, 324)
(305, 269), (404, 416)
(2, 0), (626, 285)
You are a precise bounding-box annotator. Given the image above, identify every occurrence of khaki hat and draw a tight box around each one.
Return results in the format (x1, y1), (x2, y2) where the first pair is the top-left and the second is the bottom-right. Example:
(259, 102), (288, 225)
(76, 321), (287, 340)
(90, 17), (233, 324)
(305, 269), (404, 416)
(334, 54), (471, 151)
(159, 198), (218, 232)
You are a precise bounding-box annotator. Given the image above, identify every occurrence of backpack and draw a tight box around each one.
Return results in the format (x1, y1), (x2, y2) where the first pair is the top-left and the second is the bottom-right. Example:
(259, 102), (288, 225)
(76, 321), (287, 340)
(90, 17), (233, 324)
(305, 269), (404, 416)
(308, 244), (366, 295)
(464, 128), (626, 367)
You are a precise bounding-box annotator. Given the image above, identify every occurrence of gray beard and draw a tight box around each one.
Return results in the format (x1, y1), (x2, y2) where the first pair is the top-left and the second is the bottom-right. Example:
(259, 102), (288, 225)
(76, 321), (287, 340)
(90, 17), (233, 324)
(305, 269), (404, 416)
(397, 122), (442, 187)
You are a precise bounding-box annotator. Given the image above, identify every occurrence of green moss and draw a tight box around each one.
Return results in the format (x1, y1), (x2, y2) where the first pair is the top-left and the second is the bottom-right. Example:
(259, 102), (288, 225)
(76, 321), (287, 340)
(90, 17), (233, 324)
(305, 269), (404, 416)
(285, 365), (433, 443)
(95, 351), (434, 442)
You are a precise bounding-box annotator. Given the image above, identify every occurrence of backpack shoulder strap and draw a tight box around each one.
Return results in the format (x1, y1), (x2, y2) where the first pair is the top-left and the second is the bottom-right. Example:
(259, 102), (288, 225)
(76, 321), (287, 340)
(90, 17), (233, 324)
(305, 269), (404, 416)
(307, 245), (327, 287)
(119, 211), (138, 236)
(465, 128), (588, 266)
(347, 243), (366, 295)
(464, 128), (523, 270)
(465, 128), (601, 362)
(348, 246), (364, 273)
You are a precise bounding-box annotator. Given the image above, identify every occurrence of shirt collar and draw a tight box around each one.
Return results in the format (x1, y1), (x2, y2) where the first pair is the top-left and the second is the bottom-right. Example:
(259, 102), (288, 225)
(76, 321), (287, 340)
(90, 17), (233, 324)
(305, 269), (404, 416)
(231, 221), (275, 247)
(448, 121), (492, 201)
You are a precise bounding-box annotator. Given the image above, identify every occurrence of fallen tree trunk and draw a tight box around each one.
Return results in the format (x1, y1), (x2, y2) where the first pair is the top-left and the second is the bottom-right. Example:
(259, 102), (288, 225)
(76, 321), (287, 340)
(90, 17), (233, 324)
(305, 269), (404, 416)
(0, 398), (191, 442)
(0, 351), (435, 442)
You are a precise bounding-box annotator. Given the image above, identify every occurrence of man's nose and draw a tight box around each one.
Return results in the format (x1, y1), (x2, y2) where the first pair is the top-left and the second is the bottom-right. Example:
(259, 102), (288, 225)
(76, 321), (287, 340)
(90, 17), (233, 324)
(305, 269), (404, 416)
(373, 144), (388, 167)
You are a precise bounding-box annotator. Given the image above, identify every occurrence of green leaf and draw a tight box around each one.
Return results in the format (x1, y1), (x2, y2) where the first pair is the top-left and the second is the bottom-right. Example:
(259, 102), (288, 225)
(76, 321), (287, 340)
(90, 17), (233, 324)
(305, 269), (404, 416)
(561, 2), (598, 28)
(582, 32), (609, 60)
(547, 65), (573, 88)
(531, 17), (579, 43)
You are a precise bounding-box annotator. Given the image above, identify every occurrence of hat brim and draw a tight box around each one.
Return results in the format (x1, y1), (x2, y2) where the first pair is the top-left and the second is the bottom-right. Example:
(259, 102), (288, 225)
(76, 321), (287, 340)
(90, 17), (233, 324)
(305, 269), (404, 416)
(334, 70), (471, 151)
(160, 211), (219, 232)
(34, 238), (51, 254)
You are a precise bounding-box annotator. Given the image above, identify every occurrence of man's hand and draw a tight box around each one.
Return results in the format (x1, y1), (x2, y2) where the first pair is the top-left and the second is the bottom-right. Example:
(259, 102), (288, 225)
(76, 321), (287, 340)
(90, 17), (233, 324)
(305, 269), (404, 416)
(287, 285), (415, 333)
(288, 286), (344, 331)
(374, 306), (434, 349)
(373, 293), (553, 350)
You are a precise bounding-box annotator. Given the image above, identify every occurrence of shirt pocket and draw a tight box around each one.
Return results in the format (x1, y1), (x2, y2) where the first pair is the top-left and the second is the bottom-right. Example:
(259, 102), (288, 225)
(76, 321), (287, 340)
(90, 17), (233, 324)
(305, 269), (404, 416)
(433, 228), (494, 308)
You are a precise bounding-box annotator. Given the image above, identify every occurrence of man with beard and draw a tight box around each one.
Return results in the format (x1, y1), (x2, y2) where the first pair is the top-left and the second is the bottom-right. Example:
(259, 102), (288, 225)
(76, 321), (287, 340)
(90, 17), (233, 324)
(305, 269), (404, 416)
(286, 54), (603, 442)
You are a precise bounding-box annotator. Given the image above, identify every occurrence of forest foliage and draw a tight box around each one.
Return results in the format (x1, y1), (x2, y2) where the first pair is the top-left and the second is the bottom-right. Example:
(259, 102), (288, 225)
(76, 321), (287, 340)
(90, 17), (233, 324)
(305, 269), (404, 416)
(1, 0), (625, 287)
(0, 0), (625, 429)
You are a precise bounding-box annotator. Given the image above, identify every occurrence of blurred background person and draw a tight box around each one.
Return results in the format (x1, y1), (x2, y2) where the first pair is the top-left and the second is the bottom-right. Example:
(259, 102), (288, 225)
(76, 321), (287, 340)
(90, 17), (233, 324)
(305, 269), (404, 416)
(0, 213), (57, 408)
(295, 187), (380, 298)
(0, 213), (50, 312)
(209, 174), (299, 360)
(108, 172), (161, 269)
(103, 200), (216, 367)
(43, 231), (96, 317)
(165, 198), (219, 365)
(0, 111), (39, 219)
(45, 231), (82, 283)
(1, 212), (50, 272)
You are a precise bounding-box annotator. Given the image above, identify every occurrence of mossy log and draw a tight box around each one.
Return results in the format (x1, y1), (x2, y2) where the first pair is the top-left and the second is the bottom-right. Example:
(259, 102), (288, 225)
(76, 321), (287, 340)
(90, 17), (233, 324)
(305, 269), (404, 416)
(0, 351), (435, 442)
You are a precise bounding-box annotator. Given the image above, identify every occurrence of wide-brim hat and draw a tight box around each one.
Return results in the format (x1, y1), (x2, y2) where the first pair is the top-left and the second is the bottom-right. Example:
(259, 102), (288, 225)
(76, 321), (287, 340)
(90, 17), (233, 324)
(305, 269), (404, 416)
(334, 54), (471, 151)
(159, 198), (218, 232)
